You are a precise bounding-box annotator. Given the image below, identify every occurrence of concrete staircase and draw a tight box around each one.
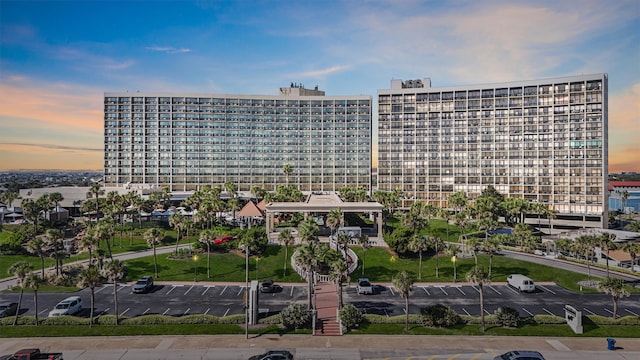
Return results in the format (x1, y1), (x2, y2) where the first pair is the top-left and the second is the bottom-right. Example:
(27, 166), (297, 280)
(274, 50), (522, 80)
(313, 282), (342, 336)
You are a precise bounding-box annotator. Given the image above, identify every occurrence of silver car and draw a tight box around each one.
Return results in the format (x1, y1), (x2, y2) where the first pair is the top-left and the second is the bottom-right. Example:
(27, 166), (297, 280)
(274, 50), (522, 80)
(494, 350), (545, 360)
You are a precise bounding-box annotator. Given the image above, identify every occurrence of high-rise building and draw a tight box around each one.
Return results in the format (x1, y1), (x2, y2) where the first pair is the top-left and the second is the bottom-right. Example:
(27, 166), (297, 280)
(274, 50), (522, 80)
(377, 74), (608, 230)
(104, 84), (372, 193)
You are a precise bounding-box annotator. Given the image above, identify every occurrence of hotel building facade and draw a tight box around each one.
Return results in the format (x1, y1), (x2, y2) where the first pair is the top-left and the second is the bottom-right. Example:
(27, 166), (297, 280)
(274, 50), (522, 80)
(103, 85), (372, 193)
(377, 74), (608, 230)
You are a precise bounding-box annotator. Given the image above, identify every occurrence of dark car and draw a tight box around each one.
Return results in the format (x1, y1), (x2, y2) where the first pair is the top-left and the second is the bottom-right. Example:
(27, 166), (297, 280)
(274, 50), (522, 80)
(0, 302), (18, 318)
(132, 276), (154, 293)
(260, 279), (276, 293)
(248, 350), (293, 360)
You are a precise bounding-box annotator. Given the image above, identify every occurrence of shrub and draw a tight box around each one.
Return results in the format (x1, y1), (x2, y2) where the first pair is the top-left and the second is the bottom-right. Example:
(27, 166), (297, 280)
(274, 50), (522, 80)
(339, 304), (363, 330)
(494, 306), (520, 327)
(259, 314), (282, 325)
(531, 314), (565, 324)
(280, 304), (311, 329)
(218, 314), (245, 324)
(363, 314), (422, 324)
(461, 314), (498, 325)
(41, 316), (89, 326)
(419, 304), (462, 327)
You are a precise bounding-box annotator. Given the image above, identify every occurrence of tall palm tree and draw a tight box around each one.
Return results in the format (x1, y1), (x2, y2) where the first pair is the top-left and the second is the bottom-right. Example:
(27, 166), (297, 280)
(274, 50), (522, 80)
(598, 232), (617, 277)
(392, 271), (414, 331)
(79, 226), (98, 267)
(20, 198), (41, 235)
(24, 273), (44, 326)
(278, 228), (294, 277)
(87, 182), (105, 219)
(94, 218), (116, 259)
(447, 244), (460, 283)
(42, 228), (64, 276)
(466, 267), (490, 332)
(48, 192), (64, 222)
(102, 259), (127, 325)
(466, 237), (481, 267)
(8, 261), (33, 325)
(621, 241), (640, 272)
(485, 234), (506, 279)
(169, 212), (186, 252)
(78, 266), (101, 327)
(598, 277), (630, 319)
(576, 235), (597, 279)
(25, 237), (48, 278)
(448, 190), (468, 215)
(357, 234), (370, 276)
(328, 253), (348, 309)
(199, 229), (215, 278)
(326, 208), (344, 238)
(298, 217), (320, 244)
(144, 228), (164, 278)
(294, 241), (326, 310)
(407, 235), (429, 280)
(429, 236), (444, 278)
(282, 163), (293, 185)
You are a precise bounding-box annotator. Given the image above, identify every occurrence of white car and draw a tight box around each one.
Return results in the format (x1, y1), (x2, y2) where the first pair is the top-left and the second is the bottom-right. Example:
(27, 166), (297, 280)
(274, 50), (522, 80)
(48, 296), (83, 317)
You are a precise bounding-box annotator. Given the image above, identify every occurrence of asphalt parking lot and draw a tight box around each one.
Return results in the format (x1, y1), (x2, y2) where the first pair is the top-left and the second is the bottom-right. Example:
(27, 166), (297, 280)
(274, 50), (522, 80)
(2, 281), (639, 320)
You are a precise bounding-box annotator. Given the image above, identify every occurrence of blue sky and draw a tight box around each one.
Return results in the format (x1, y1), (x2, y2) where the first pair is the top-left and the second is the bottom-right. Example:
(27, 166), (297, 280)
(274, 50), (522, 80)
(0, 0), (638, 171)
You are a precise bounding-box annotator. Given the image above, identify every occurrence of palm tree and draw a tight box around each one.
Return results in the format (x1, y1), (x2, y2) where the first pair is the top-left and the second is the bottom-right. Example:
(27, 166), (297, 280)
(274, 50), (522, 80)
(407, 235), (429, 280)
(48, 192), (64, 222)
(392, 270), (414, 331)
(466, 237), (481, 267)
(598, 232), (617, 277)
(466, 267), (490, 332)
(298, 217), (320, 244)
(598, 277), (630, 319)
(79, 226), (98, 267)
(42, 228), (64, 276)
(8, 261), (33, 325)
(576, 235), (597, 278)
(102, 259), (127, 325)
(447, 243), (460, 283)
(25, 237), (48, 278)
(87, 182), (105, 219)
(278, 228), (294, 276)
(357, 234), (370, 276)
(328, 253), (348, 309)
(199, 229), (215, 278)
(326, 208), (344, 238)
(144, 228), (164, 278)
(294, 241), (326, 310)
(94, 218), (115, 259)
(169, 212), (186, 252)
(78, 266), (101, 327)
(485, 234), (505, 279)
(622, 241), (640, 272)
(20, 198), (41, 235)
(24, 273), (44, 326)
(282, 163), (293, 184)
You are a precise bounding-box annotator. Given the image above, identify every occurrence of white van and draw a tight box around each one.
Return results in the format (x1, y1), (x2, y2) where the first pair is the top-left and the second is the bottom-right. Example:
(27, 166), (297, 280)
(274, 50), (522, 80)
(507, 274), (535, 292)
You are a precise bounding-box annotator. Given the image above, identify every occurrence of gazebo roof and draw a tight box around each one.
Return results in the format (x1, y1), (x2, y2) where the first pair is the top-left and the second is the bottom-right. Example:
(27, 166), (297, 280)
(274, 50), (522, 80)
(237, 201), (264, 217)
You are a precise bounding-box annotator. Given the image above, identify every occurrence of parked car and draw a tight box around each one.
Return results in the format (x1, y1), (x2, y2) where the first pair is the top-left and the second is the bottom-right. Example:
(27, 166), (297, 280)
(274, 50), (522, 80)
(494, 350), (545, 360)
(260, 279), (277, 293)
(356, 278), (374, 294)
(248, 349), (293, 360)
(0, 348), (64, 360)
(214, 235), (235, 244)
(0, 302), (18, 318)
(48, 296), (82, 317)
(507, 274), (536, 292)
(132, 276), (154, 294)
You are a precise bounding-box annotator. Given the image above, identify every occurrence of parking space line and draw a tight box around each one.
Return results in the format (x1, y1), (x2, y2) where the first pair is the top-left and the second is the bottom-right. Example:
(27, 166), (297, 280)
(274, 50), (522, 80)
(462, 308), (470, 316)
(543, 308), (556, 316)
(184, 285), (194, 295)
(218, 285), (228, 295)
(604, 308), (617, 318)
(38, 308), (49, 315)
(142, 308), (150, 315)
(102, 307), (110, 315)
(489, 286), (502, 295)
(95, 286), (107, 294)
(421, 286), (431, 295)
(162, 308), (170, 315)
(237, 287), (245, 296)
(166, 285), (178, 295)
(384, 309), (389, 317)
(522, 307), (534, 316)
(223, 308), (230, 317)
(455, 286), (465, 295)
(505, 285), (520, 294)
(116, 285), (127, 292)
(582, 307), (596, 315)
(183, 308), (190, 316)
(289, 286), (294, 297)
(204, 308), (210, 315)
(471, 285), (480, 294)
(438, 286), (448, 296)
(625, 308), (639, 316)
(484, 309), (491, 315)
(120, 308), (130, 316)
(389, 287), (395, 296)
(537, 285), (556, 295)
(201, 286), (213, 295)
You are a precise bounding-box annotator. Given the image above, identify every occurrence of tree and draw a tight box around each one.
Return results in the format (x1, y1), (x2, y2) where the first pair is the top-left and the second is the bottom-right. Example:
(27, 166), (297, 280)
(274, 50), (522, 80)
(24, 273), (44, 326)
(575, 235), (597, 279)
(86, 182), (105, 219)
(357, 234), (370, 276)
(512, 223), (535, 252)
(282, 163), (293, 185)
(598, 277), (630, 319)
(392, 270), (414, 331)
(21, 198), (42, 235)
(466, 267), (490, 332)
(94, 218), (116, 259)
(448, 191), (468, 215)
(8, 261), (33, 325)
(78, 266), (101, 327)
(447, 244), (460, 283)
(47, 192), (64, 223)
(326, 208), (344, 238)
(199, 229), (215, 278)
(298, 217), (320, 244)
(466, 237), (481, 267)
(79, 226), (98, 267)
(622, 241), (640, 272)
(144, 228), (164, 278)
(294, 241), (329, 310)
(42, 228), (65, 276)
(598, 232), (618, 278)
(485, 234), (505, 279)
(278, 228), (294, 277)
(328, 252), (349, 309)
(169, 212), (186, 252)
(407, 235), (429, 280)
(25, 237), (48, 278)
(102, 259), (127, 325)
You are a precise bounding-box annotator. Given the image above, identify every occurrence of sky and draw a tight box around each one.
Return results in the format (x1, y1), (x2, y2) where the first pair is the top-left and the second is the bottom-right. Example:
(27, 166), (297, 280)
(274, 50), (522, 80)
(0, 0), (638, 173)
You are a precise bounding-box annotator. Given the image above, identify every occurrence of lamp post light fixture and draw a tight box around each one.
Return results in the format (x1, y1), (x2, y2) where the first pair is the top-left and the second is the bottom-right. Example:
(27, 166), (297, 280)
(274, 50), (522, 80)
(193, 254), (199, 282)
(451, 255), (457, 283)
(389, 255), (397, 281)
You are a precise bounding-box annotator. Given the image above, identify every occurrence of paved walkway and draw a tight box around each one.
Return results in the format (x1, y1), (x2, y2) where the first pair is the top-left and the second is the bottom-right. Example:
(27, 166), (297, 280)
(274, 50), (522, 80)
(314, 282), (341, 335)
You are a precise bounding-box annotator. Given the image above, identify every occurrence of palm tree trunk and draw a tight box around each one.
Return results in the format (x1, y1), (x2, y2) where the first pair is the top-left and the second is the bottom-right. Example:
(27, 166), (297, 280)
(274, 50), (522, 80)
(153, 245), (158, 278)
(404, 297), (409, 331)
(207, 243), (211, 279)
(89, 288), (95, 328)
(33, 290), (39, 326)
(40, 255), (45, 278)
(418, 250), (423, 280)
(361, 252), (366, 276)
(479, 284), (485, 332)
(175, 230), (181, 252)
(606, 250), (610, 277)
(13, 290), (23, 326)
(489, 254), (493, 279)
(283, 246), (288, 277)
(435, 243), (439, 278)
(307, 274), (313, 310)
(612, 296), (617, 319)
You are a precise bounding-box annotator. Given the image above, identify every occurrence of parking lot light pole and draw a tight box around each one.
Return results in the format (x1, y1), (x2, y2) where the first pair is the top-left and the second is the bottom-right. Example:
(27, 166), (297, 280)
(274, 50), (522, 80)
(245, 244), (249, 339)
(451, 256), (457, 283)
(193, 255), (199, 282)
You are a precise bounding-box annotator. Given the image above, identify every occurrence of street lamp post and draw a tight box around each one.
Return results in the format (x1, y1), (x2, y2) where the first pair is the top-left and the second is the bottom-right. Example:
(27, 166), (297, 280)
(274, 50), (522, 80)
(451, 255), (457, 283)
(244, 245), (249, 339)
(193, 255), (199, 282)
(255, 257), (260, 281)
(389, 255), (397, 281)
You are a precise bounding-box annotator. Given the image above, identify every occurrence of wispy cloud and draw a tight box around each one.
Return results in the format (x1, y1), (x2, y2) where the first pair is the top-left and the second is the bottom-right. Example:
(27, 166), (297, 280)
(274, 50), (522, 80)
(0, 142), (102, 152)
(145, 46), (192, 54)
(295, 65), (349, 78)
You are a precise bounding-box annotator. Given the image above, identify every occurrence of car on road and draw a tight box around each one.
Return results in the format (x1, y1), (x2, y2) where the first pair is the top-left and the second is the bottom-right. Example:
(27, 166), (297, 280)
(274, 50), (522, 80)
(0, 302), (18, 318)
(494, 350), (545, 360)
(248, 349), (294, 360)
(356, 278), (373, 294)
(48, 296), (82, 317)
(214, 235), (235, 244)
(132, 276), (154, 294)
(260, 279), (277, 293)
